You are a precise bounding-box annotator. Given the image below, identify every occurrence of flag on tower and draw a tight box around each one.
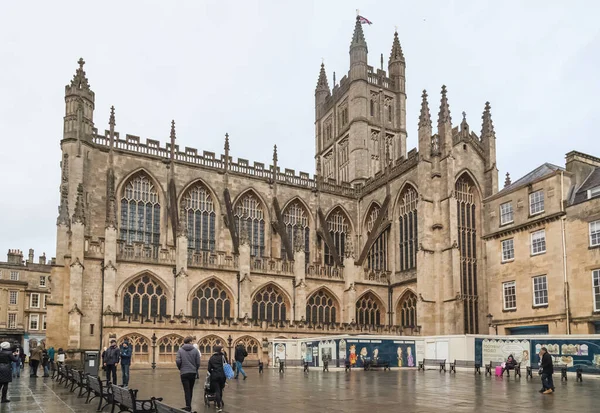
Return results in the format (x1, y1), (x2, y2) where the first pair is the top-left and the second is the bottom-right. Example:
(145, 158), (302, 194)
(358, 15), (372, 25)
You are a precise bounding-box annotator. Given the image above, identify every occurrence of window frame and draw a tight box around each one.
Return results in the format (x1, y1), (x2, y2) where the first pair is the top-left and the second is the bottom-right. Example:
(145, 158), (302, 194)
(501, 238), (515, 262)
(529, 190), (544, 216)
(10, 271), (19, 281)
(39, 276), (47, 287)
(29, 314), (39, 331)
(500, 202), (514, 225)
(532, 275), (549, 307)
(531, 229), (547, 255)
(590, 220), (600, 247)
(593, 269), (600, 312)
(503, 281), (517, 310)
(42, 315), (47, 331)
(8, 313), (17, 329)
(9, 290), (18, 305)
(30, 293), (40, 309)
(588, 186), (600, 199)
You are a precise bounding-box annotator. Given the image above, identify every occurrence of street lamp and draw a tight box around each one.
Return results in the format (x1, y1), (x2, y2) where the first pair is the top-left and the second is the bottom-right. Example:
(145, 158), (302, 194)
(227, 335), (233, 364)
(151, 333), (157, 370)
(486, 313), (498, 335)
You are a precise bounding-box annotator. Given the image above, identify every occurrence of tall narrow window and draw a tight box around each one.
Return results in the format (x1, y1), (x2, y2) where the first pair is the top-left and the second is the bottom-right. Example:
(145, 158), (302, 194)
(388, 104), (393, 122)
(532, 275), (548, 306)
(324, 208), (349, 266)
(356, 292), (382, 326)
(501, 238), (514, 262)
(531, 230), (546, 255)
(252, 285), (288, 322)
(120, 173), (160, 246)
(234, 192), (265, 257)
(398, 186), (418, 271)
(182, 183), (216, 252)
(282, 202), (310, 262)
(397, 291), (417, 329)
(30, 293), (40, 309)
(366, 204), (387, 271)
(29, 314), (39, 330)
(590, 220), (600, 247)
(529, 190), (544, 215)
(8, 314), (16, 329)
(191, 280), (231, 319)
(306, 289), (338, 324)
(500, 202), (513, 225)
(503, 281), (517, 310)
(9, 291), (17, 305)
(122, 275), (168, 318)
(456, 176), (479, 334)
(593, 270), (600, 312)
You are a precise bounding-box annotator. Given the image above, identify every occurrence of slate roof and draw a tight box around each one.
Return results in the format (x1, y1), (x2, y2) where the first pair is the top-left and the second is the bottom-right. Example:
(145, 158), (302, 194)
(572, 167), (600, 205)
(497, 163), (564, 196)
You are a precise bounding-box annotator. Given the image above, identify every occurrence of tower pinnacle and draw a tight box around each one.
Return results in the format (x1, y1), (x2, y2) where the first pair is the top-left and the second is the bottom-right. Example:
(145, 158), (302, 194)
(350, 16), (367, 50)
(481, 101), (495, 139)
(504, 172), (512, 188)
(418, 90), (432, 128)
(438, 85), (452, 126)
(169, 120), (176, 160)
(315, 63), (330, 93)
(389, 31), (405, 64)
(70, 57), (90, 91)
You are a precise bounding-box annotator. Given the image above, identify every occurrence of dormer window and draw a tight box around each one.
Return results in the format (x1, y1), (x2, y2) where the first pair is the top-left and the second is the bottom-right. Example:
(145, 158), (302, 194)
(588, 186), (600, 199)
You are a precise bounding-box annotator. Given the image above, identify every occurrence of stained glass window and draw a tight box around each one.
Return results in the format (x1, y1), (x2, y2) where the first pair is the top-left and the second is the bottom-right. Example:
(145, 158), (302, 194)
(120, 173), (160, 245)
(234, 192), (265, 257)
(282, 202), (310, 262)
(306, 289), (337, 324)
(182, 183), (216, 251)
(122, 275), (168, 318)
(191, 280), (231, 319)
(252, 285), (287, 322)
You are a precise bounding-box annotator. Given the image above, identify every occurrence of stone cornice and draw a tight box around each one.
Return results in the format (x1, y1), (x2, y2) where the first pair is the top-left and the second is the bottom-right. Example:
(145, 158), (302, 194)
(482, 212), (565, 240)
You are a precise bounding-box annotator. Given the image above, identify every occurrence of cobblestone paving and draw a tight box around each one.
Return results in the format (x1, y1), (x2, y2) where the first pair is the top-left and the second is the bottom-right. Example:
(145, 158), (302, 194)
(0, 368), (597, 412)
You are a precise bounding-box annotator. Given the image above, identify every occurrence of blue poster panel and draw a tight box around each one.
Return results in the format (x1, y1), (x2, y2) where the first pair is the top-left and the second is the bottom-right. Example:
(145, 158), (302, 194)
(346, 338), (416, 368)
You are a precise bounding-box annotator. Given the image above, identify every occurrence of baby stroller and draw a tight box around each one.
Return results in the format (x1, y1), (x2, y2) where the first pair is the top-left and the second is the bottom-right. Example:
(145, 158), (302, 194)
(203, 372), (224, 407)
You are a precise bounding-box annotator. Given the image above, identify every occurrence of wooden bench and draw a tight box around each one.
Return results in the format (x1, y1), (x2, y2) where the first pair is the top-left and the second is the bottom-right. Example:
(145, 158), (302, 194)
(449, 360), (481, 374)
(485, 361), (503, 376)
(526, 362), (539, 379)
(65, 365), (77, 389)
(71, 369), (89, 397)
(364, 359), (390, 371)
(86, 375), (112, 412)
(418, 359), (447, 372)
(154, 401), (188, 413)
(110, 383), (162, 413)
(55, 364), (67, 384)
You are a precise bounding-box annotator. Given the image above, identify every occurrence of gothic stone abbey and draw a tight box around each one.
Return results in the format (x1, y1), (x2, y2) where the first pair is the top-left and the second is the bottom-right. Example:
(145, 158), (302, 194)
(47, 18), (508, 364)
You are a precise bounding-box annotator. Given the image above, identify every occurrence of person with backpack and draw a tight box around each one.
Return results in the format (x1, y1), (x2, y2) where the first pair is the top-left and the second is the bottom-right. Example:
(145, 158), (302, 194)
(234, 344), (248, 380)
(207, 346), (227, 413)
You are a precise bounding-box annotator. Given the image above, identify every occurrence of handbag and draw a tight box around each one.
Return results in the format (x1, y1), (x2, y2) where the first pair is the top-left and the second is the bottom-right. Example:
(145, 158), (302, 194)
(222, 356), (234, 380)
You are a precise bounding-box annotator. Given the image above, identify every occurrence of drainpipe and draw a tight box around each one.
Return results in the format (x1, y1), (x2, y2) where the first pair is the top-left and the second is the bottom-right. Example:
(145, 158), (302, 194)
(560, 171), (571, 334)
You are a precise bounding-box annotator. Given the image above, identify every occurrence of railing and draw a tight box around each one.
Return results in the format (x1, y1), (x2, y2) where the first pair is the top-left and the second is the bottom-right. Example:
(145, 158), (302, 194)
(187, 250), (238, 270)
(251, 258), (294, 275)
(306, 264), (344, 280)
(116, 241), (176, 264)
(363, 269), (390, 284)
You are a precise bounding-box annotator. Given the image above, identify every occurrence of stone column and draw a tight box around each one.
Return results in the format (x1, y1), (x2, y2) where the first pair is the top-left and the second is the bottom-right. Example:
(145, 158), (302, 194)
(342, 234), (357, 323)
(175, 230), (189, 315)
(103, 226), (118, 310)
(293, 237), (307, 321)
(238, 228), (252, 318)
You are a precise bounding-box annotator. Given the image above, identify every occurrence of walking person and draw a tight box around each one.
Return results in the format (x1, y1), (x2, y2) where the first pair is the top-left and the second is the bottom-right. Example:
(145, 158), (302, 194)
(0, 342), (19, 403)
(11, 345), (20, 379)
(192, 343), (201, 379)
(56, 348), (65, 366)
(47, 346), (55, 371)
(234, 344), (248, 380)
(103, 340), (120, 385)
(119, 340), (132, 388)
(41, 349), (50, 377)
(207, 346), (227, 413)
(18, 348), (25, 373)
(539, 347), (555, 394)
(176, 336), (200, 412)
(29, 344), (42, 377)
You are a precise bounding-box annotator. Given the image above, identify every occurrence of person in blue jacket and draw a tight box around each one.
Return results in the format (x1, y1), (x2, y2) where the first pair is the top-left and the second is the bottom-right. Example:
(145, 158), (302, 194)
(119, 340), (132, 388)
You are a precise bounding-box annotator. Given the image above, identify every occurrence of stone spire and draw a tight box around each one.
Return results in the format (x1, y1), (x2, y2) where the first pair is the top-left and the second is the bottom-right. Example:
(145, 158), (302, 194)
(418, 90), (432, 129)
(438, 85), (452, 126)
(108, 106), (116, 158)
(350, 16), (367, 49)
(72, 183), (85, 225)
(389, 31), (405, 64)
(223, 133), (230, 172)
(481, 101), (495, 139)
(272, 145), (278, 182)
(273, 144), (278, 164)
(57, 188), (70, 226)
(169, 120), (176, 160)
(315, 63), (330, 93)
(504, 172), (511, 188)
(70, 58), (90, 91)
(460, 111), (469, 135)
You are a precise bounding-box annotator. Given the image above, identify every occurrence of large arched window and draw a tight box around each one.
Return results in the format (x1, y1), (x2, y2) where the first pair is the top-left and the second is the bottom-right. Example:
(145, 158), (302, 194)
(234, 192), (265, 257)
(306, 289), (338, 324)
(122, 274), (168, 318)
(182, 183), (216, 251)
(118, 334), (149, 364)
(191, 280), (232, 319)
(356, 292), (383, 326)
(282, 201), (310, 262)
(120, 173), (160, 245)
(158, 334), (184, 363)
(456, 175), (479, 334)
(197, 335), (225, 356)
(397, 291), (417, 328)
(324, 208), (349, 266)
(366, 204), (388, 271)
(398, 185), (418, 271)
(252, 284), (287, 322)
(234, 336), (261, 361)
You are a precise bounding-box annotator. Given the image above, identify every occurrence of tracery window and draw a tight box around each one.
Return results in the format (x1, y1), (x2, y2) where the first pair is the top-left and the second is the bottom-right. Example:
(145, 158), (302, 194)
(324, 208), (349, 266)
(234, 336), (261, 360)
(398, 291), (417, 328)
(234, 192), (265, 257)
(122, 275), (168, 318)
(456, 175), (479, 334)
(281, 202), (310, 262)
(182, 183), (216, 251)
(197, 335), (225, 356)
(366, 204), (388, 271)
(355, 292), (382, 326)
(306, 289), (337, 324)
(191, 280), (231, 319)
(399, 186), (418, 271)
(118, 334), (149, 364)
(120, 173), (160, 245)
(252, 285), (287, 322)
(158, 334), (184, 363)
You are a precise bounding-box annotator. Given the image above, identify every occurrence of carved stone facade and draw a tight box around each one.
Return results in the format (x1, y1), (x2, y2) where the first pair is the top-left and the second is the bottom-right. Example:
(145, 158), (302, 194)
(46, 17), (597, 365)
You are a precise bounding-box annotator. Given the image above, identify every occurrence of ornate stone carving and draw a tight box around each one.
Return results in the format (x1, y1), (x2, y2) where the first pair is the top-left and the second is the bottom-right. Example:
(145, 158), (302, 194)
(344, 233), (354, 259)
(239, 222), (249, 246)
(57, 187), (70, 226)
(176, 207), (188, 238)
(69, 303), (84, 316)
(72, 183), (86, 225)
(294, 231), (305, 252)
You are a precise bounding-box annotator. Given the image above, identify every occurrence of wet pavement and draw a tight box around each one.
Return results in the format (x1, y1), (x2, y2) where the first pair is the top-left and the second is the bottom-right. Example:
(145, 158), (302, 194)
(0, 367), (597, 412)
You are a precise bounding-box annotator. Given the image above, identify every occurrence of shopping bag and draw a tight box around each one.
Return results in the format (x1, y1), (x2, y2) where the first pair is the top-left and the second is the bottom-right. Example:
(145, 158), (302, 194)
(223, 357), (234, 380)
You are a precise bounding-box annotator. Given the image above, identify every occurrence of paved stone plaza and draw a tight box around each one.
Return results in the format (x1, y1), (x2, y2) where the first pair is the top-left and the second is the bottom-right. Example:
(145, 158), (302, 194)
(0, 368), (597, 412)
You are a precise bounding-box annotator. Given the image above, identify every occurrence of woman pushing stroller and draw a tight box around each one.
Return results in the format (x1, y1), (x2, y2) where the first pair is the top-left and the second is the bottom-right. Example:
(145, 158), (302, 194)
(207, 346), (226, 412)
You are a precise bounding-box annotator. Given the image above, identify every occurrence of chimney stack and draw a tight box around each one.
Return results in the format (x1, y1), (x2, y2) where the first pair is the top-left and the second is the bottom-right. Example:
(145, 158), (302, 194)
(28, 249), (34, 264)
(39, 253), (47, 265)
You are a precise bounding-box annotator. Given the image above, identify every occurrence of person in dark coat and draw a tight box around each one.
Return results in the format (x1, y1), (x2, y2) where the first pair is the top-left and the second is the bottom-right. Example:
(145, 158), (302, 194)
(234, 344), (248, 380)
(501, 354), (518, 377)
(103, 340), (120, 385)
(539, 347), (555, 394)
(0, 342), (19, 403)
(119, 340), (132, 388)
(207, 346), (226, 413)
(176, 336), (201, 412)
(11, 345), (20, 379)
(29, 345), (42, 377)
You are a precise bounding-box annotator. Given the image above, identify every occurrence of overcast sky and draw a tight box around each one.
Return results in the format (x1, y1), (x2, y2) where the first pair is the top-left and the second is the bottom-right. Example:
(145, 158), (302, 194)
(1, 1), (599, 261)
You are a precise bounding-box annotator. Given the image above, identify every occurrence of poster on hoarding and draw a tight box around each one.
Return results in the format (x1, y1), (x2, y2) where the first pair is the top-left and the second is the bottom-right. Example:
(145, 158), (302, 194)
(481, 339), (531, 367)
